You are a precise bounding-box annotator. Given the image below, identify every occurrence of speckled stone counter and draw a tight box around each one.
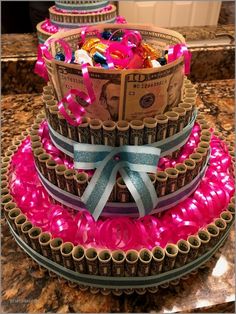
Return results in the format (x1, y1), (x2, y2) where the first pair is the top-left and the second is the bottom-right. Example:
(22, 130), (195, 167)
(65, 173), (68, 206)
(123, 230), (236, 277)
(1, 25), (235, 94)
(1, 79), (235, 313)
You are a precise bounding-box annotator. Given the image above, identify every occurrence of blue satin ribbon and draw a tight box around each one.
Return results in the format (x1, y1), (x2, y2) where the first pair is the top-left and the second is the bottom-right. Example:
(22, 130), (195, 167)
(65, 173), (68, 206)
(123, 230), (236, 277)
(74, 144), (160, 220)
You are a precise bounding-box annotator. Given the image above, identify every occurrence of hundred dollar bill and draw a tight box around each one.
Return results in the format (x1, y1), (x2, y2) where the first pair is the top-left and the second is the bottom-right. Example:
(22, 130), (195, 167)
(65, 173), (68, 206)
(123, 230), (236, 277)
(45, 23), (186, 121)
(119, 59), (184, 121)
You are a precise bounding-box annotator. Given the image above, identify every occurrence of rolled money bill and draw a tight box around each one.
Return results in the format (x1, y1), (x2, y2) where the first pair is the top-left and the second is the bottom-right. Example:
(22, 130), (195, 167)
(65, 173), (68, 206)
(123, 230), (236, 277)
(172, 107), (186, 132)
(178, 102), (192, 125)
(102, 120), (117, 146)
(55, 164), (67, 190)
(130, 120), (144, 145)
(111, 250), (126, 277)
(8, 208), (21, 233)
(206, 224), (220, 247)
(98, 249), (112, 276)
(175, 163), (187, 188)
(15, 214), (27, 237)
(183, 96), (196, 109)
(220, 211), (233, 229)
(143, 117), (157, 144)
(61, 242), (75, 270)
(90, 119), (103, 144)
(33, 148), (45, 171)
(44, 98), (56, 122)
(156, 171), (168, 197)
(50, 237), (64, 265)
(189, 153), (203, 177)
(165, 111), (179, 137)
(125, 249), (139, 277)
(77, 117), (91, 143)
(163, 244), (178, 271)
(187, 235), (201, 263)
(64, 169), (76, 195)
(214, 218), (227, 240)
(58, 113), (68, 137)
(30, 135), (41, 145)
(198, 141), (210, 152)
(200, 124), (211, 133)
(175, 239), (190, 268)
(43, 85), (54, 96)
(135, 288), (147, 295)
(155, 114), (168, 141)
(31, 141), (42, 151)
(29, 227), (42, 253)
(195, 147), (207, 165)
(68, 114), (79, 141)
(74, 172), (88, 197)
(72, 245), (86, 273)
(3, 201), (16, 220)
(151, 246), (165, 275)
(165, 168), (178, 194)
(39, 232), (53, 259)
(197, 229), (211, 256)
(21, 221), (33, 246)
(46, 159), (58, 185)
(117, 177), (130, 203)
(184, 159), (196, 185)
(2, 194), (13, 211)
(49, 105), (60, 132)
(147, 286), (159, 294)
(117, 120), (130, 146)
(1, 188), (9, 198)
(138, 248), (152, 276)
(85, 248), (98, 275)
(38, 153), (51, 178)
(227, 203), (235, 216)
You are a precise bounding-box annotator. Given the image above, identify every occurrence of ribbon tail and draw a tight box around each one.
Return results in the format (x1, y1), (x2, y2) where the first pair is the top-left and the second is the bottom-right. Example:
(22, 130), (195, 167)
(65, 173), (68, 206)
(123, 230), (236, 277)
(120, 168), (158, 217)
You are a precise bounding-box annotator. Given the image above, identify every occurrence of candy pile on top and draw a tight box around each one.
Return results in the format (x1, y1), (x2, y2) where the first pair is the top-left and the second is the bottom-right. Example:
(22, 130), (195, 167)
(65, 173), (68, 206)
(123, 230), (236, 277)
(55, 29), (168, 69)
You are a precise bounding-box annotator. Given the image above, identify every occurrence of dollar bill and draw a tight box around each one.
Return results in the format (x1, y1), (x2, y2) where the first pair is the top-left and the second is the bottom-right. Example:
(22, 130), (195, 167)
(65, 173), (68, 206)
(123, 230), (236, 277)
(46, 24), (186, 121)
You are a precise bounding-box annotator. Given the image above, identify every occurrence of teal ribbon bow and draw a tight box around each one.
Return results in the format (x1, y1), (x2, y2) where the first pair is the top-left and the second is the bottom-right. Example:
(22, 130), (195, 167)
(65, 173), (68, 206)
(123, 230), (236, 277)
(74, 144), (160, 220)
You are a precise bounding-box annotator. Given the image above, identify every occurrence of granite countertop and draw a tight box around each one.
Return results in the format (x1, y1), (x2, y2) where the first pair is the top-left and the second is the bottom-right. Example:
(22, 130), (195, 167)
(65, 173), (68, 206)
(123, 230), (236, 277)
(1, 79), (235, 313)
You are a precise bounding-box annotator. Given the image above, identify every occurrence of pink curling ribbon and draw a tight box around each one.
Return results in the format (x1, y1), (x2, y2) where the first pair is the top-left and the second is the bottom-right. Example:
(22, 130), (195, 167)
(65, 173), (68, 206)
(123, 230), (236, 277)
(41, 19), (59, 34)
(34, 38), (73, 81)
(58, 63), (96, 126)
(54, 4), (113, 15)
(168, 43), (191, 75)
(9, 134), (234, 250)
(115, 16), (127, 24)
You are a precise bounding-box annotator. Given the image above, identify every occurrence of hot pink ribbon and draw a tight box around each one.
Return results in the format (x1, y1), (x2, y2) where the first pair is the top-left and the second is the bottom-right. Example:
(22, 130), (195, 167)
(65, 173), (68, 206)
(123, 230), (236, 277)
(168, 43), (191, 74)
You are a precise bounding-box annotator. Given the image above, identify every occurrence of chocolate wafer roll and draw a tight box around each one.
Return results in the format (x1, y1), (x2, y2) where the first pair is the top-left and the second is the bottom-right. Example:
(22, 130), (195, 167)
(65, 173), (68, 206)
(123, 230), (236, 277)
(184, 159), (196, 185)
(29, 227), (42, 253)
(130, 120), (144, 145)
(125, 250), (138, 277)
(189, 153), (203, 177)
(143, 117), (157, 144)
(156, 171), (168, 197)
(38, 153), (51, 178)
(75, 172), (88, 197)
(179, 103), (192, 125)
(187, 235), (201, 263)
(165, 168), (178, 194)
(155, 114), (168, 141)
(117, 177), (130, 203)
(206, 224), (220, 247)
(46, 159), (57, 185)
(197, 229), (211, 255)
(163, 244), (178, 271)
(72, 245), (86, 273)
(49, 105), (60, 132)
(151, 246), (165, 275)
(39, 232), (52, 259)
(175, 163), (187, 188)
(98, 250), (112, 276)
(85, 248), (98, 275)
(14, 214), (27, 237)
(55, 164), (67, 190)
(64, 169), (76, 195)
(172, 107), (186, 132)
(8, 208), (21, 233)
(103, 121), (116, 146)
(117, 120), (130, 146)
(58, 113), (68, 137)
(138, 249), (152, 276)
(33, 148), (45, 171)
(111, 250), (125, 277)
(61, 242), (75, 270)
(175, 239), (190, 268)
(77, 117), (90, 143)
(165, 111), (179, 137)
(21, 221), (33, 246)
(90, 119), (103, 144)
(214, 218), (227, 240)
(50, 238), (63, 265)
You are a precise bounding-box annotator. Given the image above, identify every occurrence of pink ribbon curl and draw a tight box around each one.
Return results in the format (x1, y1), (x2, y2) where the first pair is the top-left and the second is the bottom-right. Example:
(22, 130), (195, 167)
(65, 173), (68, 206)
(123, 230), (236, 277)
(168, 43), (191, 75)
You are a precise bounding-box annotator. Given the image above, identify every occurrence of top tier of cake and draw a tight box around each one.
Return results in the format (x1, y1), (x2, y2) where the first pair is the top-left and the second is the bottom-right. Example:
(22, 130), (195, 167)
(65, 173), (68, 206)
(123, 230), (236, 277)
(54, 0), (110, 12)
